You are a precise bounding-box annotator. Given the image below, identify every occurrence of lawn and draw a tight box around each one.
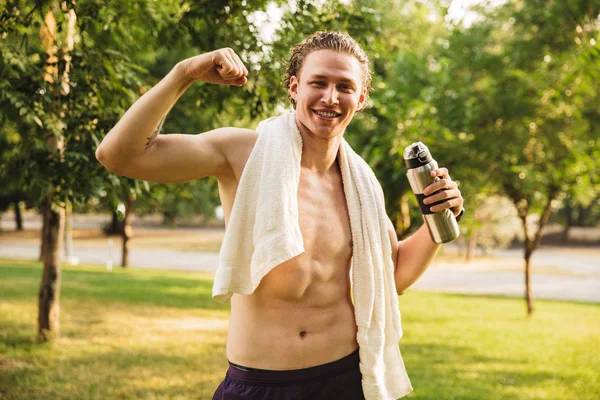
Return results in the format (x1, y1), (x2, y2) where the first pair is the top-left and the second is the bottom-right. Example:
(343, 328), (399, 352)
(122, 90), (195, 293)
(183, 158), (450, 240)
(0, 259), (599, 400)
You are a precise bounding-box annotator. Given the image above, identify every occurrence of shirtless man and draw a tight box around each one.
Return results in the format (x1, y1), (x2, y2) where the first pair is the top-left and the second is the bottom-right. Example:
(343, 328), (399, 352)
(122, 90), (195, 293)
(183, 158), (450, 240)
(96, 31), (463, 400)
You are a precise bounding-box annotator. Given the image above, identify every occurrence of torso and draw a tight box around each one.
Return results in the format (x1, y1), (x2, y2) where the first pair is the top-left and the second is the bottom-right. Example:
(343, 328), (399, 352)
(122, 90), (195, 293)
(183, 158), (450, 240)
(217, 132), (358, 370)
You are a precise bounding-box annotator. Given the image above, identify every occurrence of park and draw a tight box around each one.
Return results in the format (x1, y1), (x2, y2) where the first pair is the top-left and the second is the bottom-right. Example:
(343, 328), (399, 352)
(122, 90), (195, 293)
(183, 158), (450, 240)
(1, 1), (599, 399)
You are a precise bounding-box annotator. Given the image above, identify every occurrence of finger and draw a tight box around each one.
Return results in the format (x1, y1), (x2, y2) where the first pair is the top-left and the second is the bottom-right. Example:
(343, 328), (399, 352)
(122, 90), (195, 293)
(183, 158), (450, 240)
(213, 51), (228, 70)
(216, 50), (239, 78)
(223, 49), (246, 80)
(423, 178), (456, 195)
(423, 189), (461, 205)
(231, 51), (248, 77)
(430, 167), (450, 180)
(430, 197), (463, 213)
(223, 76), (247, 86)
(215, 57), (234, 79)
(221, 54), (241, 79)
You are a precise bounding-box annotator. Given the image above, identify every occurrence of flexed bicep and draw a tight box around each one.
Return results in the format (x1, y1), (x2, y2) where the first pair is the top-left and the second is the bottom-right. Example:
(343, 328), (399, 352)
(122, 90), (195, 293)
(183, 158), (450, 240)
(107, 127), (257, 184)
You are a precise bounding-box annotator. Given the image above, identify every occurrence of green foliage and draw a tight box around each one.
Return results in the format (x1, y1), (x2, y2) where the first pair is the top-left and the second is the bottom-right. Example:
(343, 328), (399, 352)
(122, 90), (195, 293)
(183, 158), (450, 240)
(1, 0), (276, 221)
(435, 1), (600, 220)
(2, 0), (599, 233)
(134, 179), (221, 226)
(0, 0), (173, 207)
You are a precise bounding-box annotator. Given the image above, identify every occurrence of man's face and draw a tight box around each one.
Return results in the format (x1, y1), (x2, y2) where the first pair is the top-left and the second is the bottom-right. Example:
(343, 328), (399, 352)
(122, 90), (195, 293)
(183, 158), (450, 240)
(288, 49), (367, 140)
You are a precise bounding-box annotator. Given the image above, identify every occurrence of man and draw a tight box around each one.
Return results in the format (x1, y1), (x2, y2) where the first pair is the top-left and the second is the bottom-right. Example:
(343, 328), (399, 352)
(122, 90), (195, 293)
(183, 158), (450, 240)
(96, 31), (463, 400)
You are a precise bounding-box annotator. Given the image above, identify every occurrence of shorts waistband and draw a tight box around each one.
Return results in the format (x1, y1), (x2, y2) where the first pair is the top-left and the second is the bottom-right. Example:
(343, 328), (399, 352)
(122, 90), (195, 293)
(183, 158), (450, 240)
(226, 348), (360, 385)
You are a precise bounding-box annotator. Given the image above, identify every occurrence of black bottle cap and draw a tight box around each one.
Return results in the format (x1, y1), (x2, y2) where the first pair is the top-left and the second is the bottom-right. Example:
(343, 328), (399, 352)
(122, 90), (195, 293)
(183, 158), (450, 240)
(404, 142), (432, 169)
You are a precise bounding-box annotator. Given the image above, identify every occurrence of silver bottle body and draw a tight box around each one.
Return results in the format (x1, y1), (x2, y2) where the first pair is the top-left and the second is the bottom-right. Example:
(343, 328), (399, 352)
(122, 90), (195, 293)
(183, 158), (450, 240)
(406, 159), (460, 244)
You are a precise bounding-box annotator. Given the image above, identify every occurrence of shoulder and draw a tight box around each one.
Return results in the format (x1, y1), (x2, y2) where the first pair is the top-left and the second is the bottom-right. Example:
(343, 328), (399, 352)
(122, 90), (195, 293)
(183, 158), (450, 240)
(208, 127), (259, 182)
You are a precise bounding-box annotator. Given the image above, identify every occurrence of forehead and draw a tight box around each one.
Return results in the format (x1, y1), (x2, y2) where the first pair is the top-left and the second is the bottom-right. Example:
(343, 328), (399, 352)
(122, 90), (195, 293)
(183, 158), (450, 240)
(300, 49), (363, 84)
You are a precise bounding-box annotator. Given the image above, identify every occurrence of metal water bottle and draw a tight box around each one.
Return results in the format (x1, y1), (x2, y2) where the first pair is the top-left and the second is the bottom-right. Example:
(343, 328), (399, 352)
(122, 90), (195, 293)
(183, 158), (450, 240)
(404, 142), (460, 244)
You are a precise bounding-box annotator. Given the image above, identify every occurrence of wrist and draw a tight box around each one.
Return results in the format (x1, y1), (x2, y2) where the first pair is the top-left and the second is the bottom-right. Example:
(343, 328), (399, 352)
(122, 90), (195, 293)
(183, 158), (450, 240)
(172, 60), (198, 88)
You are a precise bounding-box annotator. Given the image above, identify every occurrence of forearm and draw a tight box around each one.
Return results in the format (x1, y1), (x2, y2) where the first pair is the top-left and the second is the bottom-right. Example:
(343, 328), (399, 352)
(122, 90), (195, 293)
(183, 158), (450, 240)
(394, 223), (440, 294)
(96, 62), (195, 166)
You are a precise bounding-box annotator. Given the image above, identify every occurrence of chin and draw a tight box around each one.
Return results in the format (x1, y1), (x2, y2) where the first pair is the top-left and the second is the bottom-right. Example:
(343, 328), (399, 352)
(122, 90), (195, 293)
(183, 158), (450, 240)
(317, 127), (342, 138)
(312, 118), (346, 135)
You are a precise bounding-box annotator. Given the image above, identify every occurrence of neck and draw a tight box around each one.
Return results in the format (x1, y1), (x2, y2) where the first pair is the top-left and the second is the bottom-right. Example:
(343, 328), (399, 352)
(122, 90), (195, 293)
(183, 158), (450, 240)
(296, 118), (343, 174)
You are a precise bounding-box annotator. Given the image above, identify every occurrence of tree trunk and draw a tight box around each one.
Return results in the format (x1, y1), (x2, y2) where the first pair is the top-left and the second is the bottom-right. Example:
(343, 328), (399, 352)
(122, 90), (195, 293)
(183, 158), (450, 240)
(515, 199), (535, 316)
(109, 210), (121, 235)
(561, 224), (571, 244)
(466, 229), (477, 262)
(121, 195), (135, 268)
(561, 196), (573, 243)
(37, 3), (76, 341)
(516, 189), (557, 316)
(38, 198), (65, 341)
(576, 204), (585, 226)
(14, 201), (23, 231)
(162, 210), (176, 227)
(39, 197), (50, 261)
(524, 241), (534, 316)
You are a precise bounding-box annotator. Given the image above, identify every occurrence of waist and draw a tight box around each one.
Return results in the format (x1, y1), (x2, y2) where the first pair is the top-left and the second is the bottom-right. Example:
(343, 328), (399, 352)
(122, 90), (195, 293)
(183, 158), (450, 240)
(226, 348), (360, 385)
(227, 296), (358, 369)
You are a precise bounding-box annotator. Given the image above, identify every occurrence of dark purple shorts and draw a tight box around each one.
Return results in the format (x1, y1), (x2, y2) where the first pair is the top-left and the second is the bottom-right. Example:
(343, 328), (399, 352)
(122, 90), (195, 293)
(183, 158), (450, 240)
(212, 348), (365, 400)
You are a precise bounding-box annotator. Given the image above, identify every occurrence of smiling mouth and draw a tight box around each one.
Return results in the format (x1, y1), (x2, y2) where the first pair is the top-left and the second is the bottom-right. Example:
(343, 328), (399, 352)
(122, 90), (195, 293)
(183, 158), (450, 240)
(313, 109), (342, 119)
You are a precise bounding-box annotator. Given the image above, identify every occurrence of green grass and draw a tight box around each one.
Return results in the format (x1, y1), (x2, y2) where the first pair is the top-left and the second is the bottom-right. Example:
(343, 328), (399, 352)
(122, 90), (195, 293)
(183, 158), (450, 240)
(0, 259), (599, 400)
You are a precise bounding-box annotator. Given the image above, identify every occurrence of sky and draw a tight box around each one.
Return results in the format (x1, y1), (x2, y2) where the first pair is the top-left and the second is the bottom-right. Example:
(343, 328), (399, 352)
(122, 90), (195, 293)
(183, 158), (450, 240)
(446, 0), (507, 26)
(249, 0), (507, 44)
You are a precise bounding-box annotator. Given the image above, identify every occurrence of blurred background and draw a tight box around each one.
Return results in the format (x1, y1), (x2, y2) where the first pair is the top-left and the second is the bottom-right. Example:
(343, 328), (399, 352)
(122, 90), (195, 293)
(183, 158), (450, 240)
(1, 0), (599, 399)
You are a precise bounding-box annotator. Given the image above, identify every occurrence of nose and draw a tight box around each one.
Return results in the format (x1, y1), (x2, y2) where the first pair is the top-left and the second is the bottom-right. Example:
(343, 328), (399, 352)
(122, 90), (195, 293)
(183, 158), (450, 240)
(321, 85), (339, 106)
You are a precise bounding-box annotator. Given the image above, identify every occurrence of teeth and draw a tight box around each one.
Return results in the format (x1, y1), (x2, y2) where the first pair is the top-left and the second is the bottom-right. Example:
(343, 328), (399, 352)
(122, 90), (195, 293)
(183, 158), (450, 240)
(315, 111), (338, 118)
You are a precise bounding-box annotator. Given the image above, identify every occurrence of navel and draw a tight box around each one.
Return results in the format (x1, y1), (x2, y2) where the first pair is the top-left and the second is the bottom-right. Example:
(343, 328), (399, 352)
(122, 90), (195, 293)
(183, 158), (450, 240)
(299, 331), (307, 338)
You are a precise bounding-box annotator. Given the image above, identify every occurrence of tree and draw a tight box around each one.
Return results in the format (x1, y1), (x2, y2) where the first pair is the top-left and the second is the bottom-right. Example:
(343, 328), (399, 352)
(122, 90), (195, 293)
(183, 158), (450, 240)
(432, 0), (600, 314)
(1, 0), (278, 339)
(1, 0), (183, 340)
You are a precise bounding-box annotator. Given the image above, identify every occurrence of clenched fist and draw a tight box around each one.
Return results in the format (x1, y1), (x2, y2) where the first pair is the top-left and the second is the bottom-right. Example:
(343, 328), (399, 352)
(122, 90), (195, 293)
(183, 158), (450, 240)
(181, 48), (248, 86)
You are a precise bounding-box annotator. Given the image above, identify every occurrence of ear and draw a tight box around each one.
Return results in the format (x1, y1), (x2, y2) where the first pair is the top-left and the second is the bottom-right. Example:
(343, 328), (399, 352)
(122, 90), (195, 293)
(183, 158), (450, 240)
(356, 87), (367, 112)
(288, 75), (299, 102)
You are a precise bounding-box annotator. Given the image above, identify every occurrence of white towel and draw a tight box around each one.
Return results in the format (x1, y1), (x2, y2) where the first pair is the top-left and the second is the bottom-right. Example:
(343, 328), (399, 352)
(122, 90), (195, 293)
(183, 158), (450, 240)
(212, 111), (413, 400)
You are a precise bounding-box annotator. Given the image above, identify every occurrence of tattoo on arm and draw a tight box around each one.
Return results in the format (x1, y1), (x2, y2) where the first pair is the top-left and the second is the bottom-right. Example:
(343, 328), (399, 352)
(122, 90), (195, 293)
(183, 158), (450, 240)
(145, 116), (166, 150)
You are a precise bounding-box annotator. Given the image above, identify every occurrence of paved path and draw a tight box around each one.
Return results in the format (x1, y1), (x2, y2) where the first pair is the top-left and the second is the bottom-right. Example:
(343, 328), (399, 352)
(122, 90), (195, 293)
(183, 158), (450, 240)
(0, 242), (220, 272)
(488, 247), (600, 275)
(1, 239), (599, 303)
(412, 266), (600, 303)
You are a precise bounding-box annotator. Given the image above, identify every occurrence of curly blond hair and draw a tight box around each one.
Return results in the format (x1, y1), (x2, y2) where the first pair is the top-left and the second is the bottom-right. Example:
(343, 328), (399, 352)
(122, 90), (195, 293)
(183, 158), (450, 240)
(283, 31), (373, 108)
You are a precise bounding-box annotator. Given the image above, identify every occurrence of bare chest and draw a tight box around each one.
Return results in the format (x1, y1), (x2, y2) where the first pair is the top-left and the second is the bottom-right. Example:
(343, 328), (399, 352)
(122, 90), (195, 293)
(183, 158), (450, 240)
(219, 165), (352, 259)
(253, 168), (353, 302)
(296, 170), (352, 261)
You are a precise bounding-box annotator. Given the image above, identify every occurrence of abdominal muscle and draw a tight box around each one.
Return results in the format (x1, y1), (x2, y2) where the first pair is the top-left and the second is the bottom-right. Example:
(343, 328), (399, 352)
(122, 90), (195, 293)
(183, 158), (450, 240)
(225, 254), (359, 370)
(220, 155), (357, 370)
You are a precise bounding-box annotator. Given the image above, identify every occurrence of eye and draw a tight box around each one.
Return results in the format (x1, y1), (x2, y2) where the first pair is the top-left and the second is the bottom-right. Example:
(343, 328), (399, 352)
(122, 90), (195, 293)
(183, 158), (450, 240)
(338, 84), (354, 93)
(311, 81), (326, 87)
